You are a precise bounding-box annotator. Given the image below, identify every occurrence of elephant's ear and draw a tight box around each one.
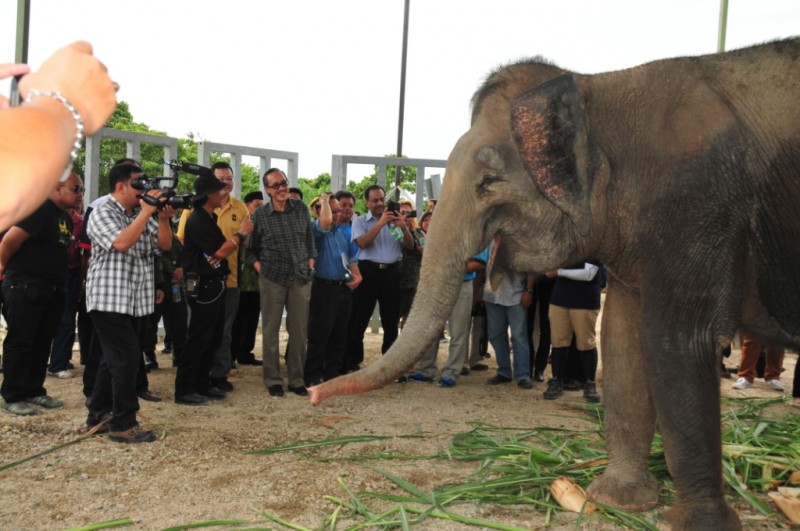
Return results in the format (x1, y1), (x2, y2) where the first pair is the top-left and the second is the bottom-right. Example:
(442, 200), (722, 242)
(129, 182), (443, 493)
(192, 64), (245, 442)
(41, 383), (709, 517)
(510, 74), (591, 235)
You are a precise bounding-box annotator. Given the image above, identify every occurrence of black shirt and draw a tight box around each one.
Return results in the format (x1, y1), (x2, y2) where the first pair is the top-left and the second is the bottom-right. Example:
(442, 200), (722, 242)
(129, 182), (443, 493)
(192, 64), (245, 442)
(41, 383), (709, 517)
(549, 260), (604, 310)
(182, 208), (230, 278)
(5, 199), (72, 285)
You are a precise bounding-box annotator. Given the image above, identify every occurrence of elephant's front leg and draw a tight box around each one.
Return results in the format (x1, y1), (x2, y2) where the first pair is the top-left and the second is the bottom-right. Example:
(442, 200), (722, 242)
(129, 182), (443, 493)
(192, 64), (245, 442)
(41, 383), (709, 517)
(586, 280), (660, 509)
(644, 312), (740, 530)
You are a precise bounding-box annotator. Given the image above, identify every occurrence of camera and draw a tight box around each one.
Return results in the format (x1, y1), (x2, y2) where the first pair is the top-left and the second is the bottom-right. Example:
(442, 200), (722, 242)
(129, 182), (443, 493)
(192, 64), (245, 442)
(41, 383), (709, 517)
(130, 160), (210, 209)
(386, 200), (400, 214)
(406, 210), (417, 218)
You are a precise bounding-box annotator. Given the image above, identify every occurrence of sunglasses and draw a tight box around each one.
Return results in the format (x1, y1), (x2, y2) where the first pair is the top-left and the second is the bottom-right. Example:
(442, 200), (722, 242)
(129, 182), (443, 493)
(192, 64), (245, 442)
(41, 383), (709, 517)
(68, 185), (85, 193)
(266, 180), (290, 190)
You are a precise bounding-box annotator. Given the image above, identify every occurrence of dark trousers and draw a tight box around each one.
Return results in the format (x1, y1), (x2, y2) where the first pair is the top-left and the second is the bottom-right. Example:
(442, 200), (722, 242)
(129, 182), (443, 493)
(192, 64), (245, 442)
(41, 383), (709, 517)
(1, 280), (64, 403)
(83, 313), (150, 398)
(86, 311), (143, 431)
(344, 262), (400, 372)
(77, 297), (91, 365)
(175, 278), (225, 397)
(49, 273), (81, 372)
(161, 287), (188, 359)
(305, 280), (352, 384)
(231, 290), (260, 361)
(527, 276), (554, 375)
(142, 301), (163, 357)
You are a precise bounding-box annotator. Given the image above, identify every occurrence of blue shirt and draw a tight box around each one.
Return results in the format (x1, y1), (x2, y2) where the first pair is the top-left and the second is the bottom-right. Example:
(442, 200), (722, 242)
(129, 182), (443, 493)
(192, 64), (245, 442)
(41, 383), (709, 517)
(465, 247), (490, 282)
(338, 221), (359, 263)
(351, 211), (403, 264)
(313, 220), (357, 281)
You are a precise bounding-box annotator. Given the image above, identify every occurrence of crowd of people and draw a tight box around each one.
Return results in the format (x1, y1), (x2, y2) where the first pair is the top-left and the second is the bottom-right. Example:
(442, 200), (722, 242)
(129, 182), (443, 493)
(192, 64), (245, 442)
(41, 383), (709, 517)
(2, 42), (798, 446)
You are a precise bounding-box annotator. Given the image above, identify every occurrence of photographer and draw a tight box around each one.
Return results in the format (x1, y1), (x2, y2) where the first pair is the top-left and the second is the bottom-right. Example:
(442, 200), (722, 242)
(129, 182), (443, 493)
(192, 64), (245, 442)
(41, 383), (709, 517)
(175, 173), (251, 405)
(84, 163), (174, 443)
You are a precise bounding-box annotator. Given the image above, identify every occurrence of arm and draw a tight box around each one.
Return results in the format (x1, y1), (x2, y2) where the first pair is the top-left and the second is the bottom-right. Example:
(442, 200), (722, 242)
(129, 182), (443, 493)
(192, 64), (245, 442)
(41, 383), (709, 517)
(354, 211), (390, 249)
(392, 213), (414, 250)
(0, 42), (116, 231)
(318, 193), (333, 230)
(0, 227), (30, 275)
(346, 262), (362, 290)
(556, 262), (600, 281)
(156, 207), (174, 251)
(113, 206), (157, 253)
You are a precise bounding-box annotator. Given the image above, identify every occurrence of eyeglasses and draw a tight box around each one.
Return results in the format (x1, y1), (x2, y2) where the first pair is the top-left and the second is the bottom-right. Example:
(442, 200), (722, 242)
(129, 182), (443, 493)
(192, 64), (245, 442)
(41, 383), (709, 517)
(266, 180), (290, 190)
(68, 185), (85, 194)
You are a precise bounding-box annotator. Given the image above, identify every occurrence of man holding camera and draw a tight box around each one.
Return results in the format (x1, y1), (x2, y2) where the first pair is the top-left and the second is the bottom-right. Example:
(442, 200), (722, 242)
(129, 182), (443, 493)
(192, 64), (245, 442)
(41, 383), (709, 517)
(84, 163), (173, 443)
(343, 185), (414, 373)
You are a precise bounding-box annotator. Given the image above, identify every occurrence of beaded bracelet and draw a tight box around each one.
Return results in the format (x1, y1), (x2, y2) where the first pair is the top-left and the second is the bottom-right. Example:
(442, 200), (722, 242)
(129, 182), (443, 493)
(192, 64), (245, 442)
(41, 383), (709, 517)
(23, 89), (85, 182)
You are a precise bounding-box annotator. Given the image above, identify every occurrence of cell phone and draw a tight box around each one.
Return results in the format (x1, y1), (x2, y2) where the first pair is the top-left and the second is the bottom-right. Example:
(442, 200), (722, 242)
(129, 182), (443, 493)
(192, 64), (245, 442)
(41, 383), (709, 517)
(386, 200), (400, 214)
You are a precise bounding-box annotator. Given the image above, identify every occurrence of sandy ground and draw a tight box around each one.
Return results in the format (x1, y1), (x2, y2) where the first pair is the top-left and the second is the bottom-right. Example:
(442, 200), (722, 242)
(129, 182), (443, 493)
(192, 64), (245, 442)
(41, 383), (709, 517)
(0, 325), (796, 530)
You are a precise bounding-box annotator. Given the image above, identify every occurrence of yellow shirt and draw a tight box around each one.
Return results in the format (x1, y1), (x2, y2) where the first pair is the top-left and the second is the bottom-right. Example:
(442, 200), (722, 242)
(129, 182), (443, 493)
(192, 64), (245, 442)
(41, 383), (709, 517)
(177, 195), (248, 288)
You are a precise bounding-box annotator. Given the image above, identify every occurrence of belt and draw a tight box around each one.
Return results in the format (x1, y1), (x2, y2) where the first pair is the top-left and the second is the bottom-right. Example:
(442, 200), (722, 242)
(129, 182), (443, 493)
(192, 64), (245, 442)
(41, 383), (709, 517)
(360, 260), (398, 270)
(314, 278), (348, 286)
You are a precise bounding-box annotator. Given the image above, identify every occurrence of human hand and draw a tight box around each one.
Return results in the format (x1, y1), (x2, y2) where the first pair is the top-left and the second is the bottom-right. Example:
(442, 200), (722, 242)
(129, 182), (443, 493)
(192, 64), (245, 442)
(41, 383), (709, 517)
(155, 289), (164, 305)
(19, 41), (116, 135)
(379, 209), (395, 226)
(139, 189), (163, 216)
(521, 291), (533, 309)
(159, 204), (175, 220)
(172, 267), (184, 283)
(239, 214), (253, 235)
(346, 271), (362, 291)
(0, 63), (31, 109)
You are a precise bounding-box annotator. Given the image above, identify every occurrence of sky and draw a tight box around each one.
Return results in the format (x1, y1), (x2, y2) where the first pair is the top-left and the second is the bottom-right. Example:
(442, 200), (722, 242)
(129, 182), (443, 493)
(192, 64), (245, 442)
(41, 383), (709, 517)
(2, 0), (798, 183)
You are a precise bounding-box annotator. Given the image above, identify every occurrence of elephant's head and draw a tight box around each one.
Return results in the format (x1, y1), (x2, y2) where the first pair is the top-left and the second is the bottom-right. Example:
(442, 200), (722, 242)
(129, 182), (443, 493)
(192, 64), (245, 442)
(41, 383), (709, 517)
(310, 60), (611, 404)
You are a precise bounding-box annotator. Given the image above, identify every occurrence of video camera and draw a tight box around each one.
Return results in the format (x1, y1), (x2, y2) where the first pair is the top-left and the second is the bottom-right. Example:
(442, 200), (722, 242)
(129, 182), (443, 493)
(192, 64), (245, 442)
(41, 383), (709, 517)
(131, 160), (213, 210)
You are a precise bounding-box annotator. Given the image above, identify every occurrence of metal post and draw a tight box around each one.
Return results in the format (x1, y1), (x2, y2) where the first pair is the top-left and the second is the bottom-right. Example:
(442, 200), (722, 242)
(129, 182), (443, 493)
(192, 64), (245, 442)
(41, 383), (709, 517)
(394, 0), (410, 200)
(717, 0), (728, 53)
(11, 0), (31, 106)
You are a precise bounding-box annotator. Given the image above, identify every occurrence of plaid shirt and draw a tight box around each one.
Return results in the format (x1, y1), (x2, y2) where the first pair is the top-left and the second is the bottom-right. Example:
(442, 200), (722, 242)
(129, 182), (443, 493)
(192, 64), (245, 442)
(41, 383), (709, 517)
(86, 197), (160, 317)
(247, 199), (316, 287)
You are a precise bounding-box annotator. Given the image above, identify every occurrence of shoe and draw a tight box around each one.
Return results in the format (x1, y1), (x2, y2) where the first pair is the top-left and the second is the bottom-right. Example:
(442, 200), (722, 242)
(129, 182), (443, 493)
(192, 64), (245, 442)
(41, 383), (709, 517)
(517, 379), (533, 390)
(288, 385), (309, 396)
(27, 395), (64, 408)
(237, 356), (263, 366)
(732, 377), (753, 390)
(487, 374), (513, 385)
(108, 425), (157, 444)
(268, 385), (284, 397)
(86, 412), (112, 434)
(2, 401), (36, 416)
(470, 363), (489, 372)
(137, 390), (162, 402)
(766, 379), (785, 391)
(211, 377), (234, 392)
(175, 393), (208, 405)
(199, 387), (227, 400)
(438, 376), (456, 388)
(408, 372), (435, 383)
(47, 369), (74, 379)
(460, 367), (470, 376)
(144, 353), (158, 372)
(562, 378), (582, 391)
(543, 379), (564, 400)
(583, 380), (601, 403)
(66, 362), (76, 370)
(161, 345), (173, 354)
(534, 370), (545, 382)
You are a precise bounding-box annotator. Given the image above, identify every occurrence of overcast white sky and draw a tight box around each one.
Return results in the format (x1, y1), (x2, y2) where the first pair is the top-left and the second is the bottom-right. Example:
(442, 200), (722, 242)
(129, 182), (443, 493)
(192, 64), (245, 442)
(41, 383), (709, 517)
(2, 0), (798, 181)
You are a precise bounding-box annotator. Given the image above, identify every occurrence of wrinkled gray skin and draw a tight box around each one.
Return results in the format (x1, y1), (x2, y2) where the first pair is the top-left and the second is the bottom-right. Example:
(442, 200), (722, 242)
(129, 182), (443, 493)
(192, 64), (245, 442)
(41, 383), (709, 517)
(311, 39), (800, 530)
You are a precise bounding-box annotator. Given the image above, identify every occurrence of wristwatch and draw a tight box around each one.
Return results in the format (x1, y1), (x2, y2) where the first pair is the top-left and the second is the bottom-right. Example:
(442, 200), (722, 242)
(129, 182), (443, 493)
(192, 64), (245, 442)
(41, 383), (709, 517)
(525, 287), (535, 293)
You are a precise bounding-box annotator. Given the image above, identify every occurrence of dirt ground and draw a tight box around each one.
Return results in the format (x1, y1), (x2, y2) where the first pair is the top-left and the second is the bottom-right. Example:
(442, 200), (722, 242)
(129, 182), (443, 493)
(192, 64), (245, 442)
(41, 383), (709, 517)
(0, 325), (796, 531)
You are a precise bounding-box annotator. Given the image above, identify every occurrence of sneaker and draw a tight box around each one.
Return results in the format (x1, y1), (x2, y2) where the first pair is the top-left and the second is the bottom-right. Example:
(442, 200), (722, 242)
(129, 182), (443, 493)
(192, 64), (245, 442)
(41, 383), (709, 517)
(486, 374), (513, 385)
(408, 372), (435, 383)
(543, 379), (564, 400)
(47, 369), (74, 379)
(108, 425), (158, 444)
(2, 400), (36, 416)
(732, 377), (753, 390)
(438, 376), (456, 388)
(517, 379), (533, 390)
(27, 395), (64, 408)
(583, 380), (601, 403)
(765, 379), (785, 391)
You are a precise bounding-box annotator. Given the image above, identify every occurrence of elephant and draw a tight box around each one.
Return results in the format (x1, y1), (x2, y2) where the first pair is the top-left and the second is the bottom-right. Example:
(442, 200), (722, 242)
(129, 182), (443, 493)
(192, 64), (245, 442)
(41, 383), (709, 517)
(310, 38), (800, 530)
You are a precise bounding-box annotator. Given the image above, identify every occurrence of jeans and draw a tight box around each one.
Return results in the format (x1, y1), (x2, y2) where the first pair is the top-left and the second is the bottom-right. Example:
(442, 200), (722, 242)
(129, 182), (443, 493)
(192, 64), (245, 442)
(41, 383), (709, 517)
(49, 274), (81, 372)
(485, 301), (531, 381)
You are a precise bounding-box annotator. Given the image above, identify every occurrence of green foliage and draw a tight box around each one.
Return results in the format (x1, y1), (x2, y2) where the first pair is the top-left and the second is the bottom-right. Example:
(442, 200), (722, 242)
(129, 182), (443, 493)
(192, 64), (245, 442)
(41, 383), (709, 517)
(344, 156), (418, 214)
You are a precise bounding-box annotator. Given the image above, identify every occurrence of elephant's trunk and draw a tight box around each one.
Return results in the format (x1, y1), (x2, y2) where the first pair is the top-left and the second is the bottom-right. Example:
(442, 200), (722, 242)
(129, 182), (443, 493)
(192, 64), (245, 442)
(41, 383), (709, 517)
(309, 176), (483, 405)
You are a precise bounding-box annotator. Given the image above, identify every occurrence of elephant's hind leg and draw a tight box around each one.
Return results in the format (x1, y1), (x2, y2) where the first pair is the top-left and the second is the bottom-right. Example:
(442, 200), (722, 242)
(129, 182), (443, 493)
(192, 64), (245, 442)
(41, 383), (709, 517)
(586, 281), (660, 510)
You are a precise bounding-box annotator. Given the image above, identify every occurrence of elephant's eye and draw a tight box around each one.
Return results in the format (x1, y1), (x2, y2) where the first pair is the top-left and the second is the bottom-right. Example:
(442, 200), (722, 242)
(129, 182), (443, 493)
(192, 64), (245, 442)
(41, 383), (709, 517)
(477, 174), (503, 195)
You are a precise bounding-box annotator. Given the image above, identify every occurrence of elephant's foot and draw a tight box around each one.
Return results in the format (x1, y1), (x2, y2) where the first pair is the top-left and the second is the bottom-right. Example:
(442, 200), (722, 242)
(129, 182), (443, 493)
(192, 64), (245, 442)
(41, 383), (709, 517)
(586, 468), (659, 510)
(657, 500), (741, 531)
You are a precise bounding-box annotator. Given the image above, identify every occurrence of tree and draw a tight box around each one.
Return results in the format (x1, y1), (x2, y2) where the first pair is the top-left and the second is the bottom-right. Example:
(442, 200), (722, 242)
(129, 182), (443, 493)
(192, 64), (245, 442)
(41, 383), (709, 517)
(345, 156), (418, 214)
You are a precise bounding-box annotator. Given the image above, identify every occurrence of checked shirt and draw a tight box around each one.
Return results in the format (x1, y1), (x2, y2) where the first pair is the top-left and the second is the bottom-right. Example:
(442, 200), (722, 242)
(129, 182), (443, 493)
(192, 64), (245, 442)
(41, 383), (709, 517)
(86, 197), (160, 317)
(247, 198), (316, 287)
